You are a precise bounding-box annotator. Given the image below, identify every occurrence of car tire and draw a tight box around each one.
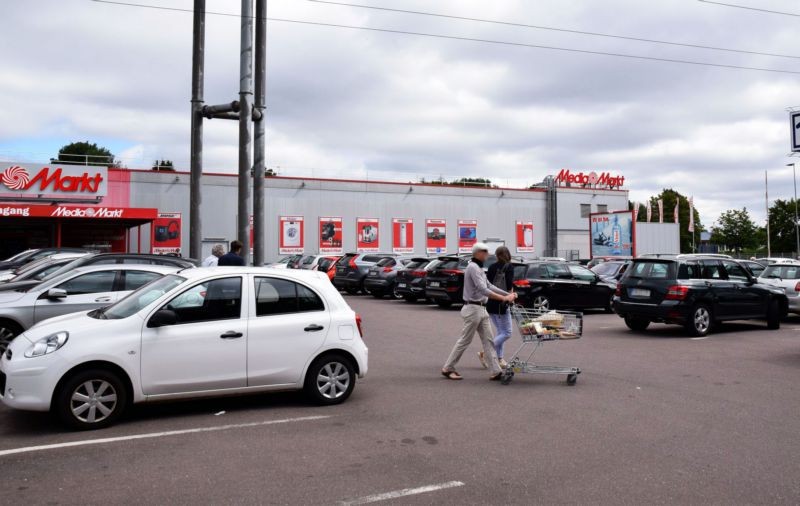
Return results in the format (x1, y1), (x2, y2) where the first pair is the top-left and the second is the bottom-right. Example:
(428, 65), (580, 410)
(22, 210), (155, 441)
(403, 295), (418, 303)
(767, 299), (781, 330)
(686, 304), (713, 337)
(304, 354), (356, 406)
(605, 294), (615, 313)
(0, 319), (23, 356)
(436, 301), (452, 309)
(54, 369), (128, 430)
(371, 291), (384, 299)
(532, 295), (551, 311)
(624, 316), (650, 331)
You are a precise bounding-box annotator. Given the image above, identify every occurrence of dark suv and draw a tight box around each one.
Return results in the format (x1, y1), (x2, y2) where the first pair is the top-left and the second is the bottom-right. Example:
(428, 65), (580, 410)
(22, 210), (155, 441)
(333, 252), (397, 294)
(395, 257), (438, 302)
(613, 256), (787, 337)
(426, 254), (525, 308)
(513, 261), (616, 311)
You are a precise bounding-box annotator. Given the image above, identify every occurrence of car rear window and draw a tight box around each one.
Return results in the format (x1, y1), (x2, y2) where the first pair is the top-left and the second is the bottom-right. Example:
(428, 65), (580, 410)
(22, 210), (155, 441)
(362, 255), (389, 263)
(436, 259), (462, 270)
(630, 261), (673, 280)
(336, 254), (357, 266)
(762, 265), (800, 279)
(541, 263), (571, 279)
(375, 258), (396, 267)
(514, 264), (530, 279)
(404, 260), (426, 270)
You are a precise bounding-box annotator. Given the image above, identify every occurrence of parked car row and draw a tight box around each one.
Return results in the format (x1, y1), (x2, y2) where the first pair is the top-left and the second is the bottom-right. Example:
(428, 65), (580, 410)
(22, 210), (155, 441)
(0, 248), (368, 430)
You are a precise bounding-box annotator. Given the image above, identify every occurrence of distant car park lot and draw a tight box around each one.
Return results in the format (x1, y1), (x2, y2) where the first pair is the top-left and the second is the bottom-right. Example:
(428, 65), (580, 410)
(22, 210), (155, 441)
(1, 295), (799, 504)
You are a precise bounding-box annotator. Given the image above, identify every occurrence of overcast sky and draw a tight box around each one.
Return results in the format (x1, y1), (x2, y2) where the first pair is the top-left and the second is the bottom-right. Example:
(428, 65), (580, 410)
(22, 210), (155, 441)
(2, 0), (800, 227)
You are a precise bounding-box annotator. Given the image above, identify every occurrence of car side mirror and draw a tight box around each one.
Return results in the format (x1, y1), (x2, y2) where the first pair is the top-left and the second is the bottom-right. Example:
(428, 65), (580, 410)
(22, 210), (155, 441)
(148, 309), (177, 328)
(46, 288), (67, 300)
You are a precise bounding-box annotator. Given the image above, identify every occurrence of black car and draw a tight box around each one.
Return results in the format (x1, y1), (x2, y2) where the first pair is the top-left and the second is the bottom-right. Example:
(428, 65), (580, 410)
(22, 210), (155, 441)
(363, 257), (414, 298)
(425, 255), (470, 308)
(0, 247), (89, 271)
(512, 261), (616, 311)
(590, 260), (631, 283)
(613, 256), (787, 337)
(0, 253), (196, 292)
(395, 257), (439, 302)
(333, 252), (397, 294)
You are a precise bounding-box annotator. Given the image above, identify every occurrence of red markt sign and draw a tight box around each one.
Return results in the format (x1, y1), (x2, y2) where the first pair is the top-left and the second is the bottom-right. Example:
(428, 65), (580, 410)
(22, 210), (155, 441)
(555, 169), (624, 189)
(0, 163), (108, 196)
(0, 204), (157, 220)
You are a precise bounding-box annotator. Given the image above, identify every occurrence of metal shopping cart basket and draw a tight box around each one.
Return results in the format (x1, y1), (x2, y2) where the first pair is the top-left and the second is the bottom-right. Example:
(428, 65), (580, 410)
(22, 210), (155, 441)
(500, 305), (583, 386)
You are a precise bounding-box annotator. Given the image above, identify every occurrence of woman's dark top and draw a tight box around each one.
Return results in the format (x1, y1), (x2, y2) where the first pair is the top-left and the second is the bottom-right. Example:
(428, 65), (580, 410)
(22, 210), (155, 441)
(486, 262), (514, 315)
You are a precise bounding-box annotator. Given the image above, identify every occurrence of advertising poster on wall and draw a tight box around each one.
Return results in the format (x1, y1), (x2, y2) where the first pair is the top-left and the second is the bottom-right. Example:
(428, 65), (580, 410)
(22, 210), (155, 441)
(515, 221), (535, 254)
(457, 220), (478, 254)
(356, 218), (380, 253)
(319, 217), (343, 255)
(425, 219), (447, 254)
(151, 212), (182, 254)
(279, 216), (304, 255)
(392, 218), (414, 254)
(590, 210), (635, 258)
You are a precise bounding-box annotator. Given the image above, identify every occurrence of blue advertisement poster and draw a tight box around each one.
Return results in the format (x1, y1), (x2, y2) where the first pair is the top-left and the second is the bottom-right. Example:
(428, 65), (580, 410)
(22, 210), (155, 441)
(590, 211), (634, 258)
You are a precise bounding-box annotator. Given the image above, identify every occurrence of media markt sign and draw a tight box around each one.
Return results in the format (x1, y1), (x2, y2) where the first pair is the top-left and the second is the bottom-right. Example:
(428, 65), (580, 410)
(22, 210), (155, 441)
(555, 169), (625, 189)
(0, 163), (108, 197)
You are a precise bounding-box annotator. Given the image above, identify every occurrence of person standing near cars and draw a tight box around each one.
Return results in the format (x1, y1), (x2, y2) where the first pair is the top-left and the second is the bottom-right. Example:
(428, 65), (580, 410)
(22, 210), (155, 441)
(201, 244), (225, 267)
(441, 243), (517, 381)
(479, 246), (515, 369)
(217, 240), (245, 266)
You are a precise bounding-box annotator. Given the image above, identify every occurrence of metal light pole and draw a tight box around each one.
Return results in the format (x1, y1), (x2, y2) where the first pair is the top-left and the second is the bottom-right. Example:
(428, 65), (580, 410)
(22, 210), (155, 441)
(237, 0), (254, 265)
(189, 0), (205, 260)
(788, 163), (800, 259)
(766, 170), (771, 257)
(252, 0), (267, 266)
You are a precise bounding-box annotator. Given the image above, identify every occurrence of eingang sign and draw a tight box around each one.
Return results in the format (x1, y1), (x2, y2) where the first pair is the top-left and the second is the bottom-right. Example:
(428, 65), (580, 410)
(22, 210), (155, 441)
(0, 163), (108, 197)
(555, 169), (624, 189)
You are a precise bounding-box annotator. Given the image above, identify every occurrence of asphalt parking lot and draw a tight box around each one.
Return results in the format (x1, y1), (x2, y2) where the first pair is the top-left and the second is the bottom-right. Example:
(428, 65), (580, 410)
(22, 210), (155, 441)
(1, 296), (800, 505)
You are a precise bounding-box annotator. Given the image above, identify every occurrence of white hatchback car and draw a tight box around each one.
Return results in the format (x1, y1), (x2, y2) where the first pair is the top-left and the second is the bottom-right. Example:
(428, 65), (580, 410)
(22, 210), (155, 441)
(0, 267), (368, 430)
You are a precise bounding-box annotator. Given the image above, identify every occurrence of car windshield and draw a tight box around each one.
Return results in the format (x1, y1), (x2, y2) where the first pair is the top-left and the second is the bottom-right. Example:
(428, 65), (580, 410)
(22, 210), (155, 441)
(592, 263), (621, 276)
(96, 275), (186, 320)
(762, 265), (800, 279)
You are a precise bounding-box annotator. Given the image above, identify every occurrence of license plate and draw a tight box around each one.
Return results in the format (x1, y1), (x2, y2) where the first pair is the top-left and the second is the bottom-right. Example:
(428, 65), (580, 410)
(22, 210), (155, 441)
(369, 272), (378, 276)
(429, 281), (440, 287)
(337, 268), (345, 273)
(629, 288), (650, 298)
(397, 283), (407, 288)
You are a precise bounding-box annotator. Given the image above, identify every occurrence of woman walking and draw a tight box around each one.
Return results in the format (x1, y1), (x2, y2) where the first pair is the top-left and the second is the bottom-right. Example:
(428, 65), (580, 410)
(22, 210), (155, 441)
(479, 246), (515, 369)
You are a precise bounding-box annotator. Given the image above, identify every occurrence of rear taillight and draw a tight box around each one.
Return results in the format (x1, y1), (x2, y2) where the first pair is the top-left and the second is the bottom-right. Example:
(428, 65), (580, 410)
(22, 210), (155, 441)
(348, 256), (357, 269)
(513, 279), (530, 288)
(411, 270), (427, 277)
(795, 282), (800, 292)
(383, 266), (393, 273)
(615, 283), (622, 296)
(665, 285), (690, 301)
(441, 269), (462, 275)
(355, 314), (364, 337)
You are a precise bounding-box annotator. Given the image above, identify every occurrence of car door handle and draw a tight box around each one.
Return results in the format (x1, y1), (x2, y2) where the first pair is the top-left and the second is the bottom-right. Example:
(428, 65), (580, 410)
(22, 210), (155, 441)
(94, 296), (112, 303)
(220, 331), (243, 339)
(304, 324), (325, 332)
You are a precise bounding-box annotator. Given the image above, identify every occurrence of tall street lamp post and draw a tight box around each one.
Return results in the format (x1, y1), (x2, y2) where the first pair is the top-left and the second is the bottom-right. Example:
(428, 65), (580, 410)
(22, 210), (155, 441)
(788, 163), (800, 259)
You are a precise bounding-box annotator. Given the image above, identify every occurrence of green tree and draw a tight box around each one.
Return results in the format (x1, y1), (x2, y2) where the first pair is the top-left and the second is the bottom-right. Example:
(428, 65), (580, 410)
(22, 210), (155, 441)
(151, 160), (175, 171)
(630, 189), (701, 253)
(51, 141), (118, 167)
(711, 208), (759, 254)
(768, 199), (799, 255)
(450, 177), (495, 188)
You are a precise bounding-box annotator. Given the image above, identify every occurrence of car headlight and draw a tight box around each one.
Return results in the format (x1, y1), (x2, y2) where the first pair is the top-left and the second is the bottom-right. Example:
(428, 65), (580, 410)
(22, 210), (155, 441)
(24, 331), (69, 358)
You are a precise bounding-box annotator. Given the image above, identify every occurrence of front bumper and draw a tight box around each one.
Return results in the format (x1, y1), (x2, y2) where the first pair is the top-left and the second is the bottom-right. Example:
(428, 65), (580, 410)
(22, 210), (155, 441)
(0, 339), (64, 412)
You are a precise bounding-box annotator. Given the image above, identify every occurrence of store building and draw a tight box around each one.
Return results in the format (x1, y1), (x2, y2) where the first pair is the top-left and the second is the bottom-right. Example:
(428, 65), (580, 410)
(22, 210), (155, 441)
(0, 163), (634, 261)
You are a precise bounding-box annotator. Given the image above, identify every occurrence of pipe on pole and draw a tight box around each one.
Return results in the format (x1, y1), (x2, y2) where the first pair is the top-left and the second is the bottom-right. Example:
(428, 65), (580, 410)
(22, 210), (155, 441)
(238, 0), (254, 264)
(189, 0), (206, 260)
(253, 0), (267, 266)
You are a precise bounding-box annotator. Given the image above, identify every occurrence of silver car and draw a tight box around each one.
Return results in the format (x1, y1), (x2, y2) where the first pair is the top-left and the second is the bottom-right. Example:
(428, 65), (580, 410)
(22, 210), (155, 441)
(759, 263), (800, 314)
(0, 264), (180, 353)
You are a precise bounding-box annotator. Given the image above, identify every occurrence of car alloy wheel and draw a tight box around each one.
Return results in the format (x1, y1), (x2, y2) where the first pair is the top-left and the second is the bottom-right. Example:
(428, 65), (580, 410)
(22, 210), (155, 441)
(70, 380), (118, 424)
(316, 362), (351, 400)
(533, 296), (550, 311)
(0, 326), (17, 355)
(693, 307), (711, 334)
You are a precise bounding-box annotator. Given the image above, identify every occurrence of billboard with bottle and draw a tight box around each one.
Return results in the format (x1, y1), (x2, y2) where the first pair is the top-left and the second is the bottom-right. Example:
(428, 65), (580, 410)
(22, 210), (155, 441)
(392, 218), (414, 254)
(515, 221), (534, 254)
(589, 210), (635, 258)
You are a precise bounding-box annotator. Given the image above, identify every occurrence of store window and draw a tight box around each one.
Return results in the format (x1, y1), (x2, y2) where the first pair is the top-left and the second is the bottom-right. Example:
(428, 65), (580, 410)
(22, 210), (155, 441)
(596, 204), (608, 213)
(580, 204), (592, 218)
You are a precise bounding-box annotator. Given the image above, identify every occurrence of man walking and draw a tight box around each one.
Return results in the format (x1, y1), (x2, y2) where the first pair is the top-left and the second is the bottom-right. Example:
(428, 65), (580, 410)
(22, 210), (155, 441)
(217, 240), (245, 266)
(441, 243), (517, 381)
(201, 244), (225, 267)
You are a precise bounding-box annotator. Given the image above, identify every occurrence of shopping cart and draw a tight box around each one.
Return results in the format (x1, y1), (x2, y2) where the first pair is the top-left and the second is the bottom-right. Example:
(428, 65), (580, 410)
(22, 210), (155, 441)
(500, 305), (583, 386)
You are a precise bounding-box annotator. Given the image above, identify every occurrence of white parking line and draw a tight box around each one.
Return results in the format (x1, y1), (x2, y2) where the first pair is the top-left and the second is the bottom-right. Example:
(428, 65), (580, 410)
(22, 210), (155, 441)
(0, 415), (331, 458)
(338, 481), (465, 505)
